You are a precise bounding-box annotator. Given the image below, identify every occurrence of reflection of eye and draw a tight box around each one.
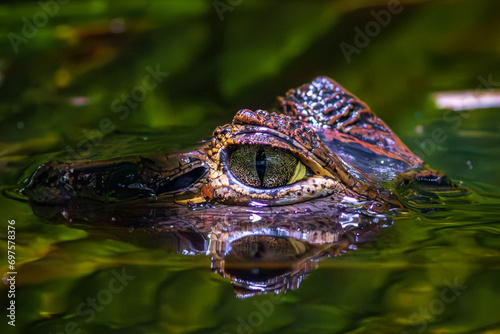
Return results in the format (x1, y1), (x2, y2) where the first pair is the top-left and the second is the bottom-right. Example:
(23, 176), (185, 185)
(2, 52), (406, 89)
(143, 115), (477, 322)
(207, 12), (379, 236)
(229, 145), (306, 188)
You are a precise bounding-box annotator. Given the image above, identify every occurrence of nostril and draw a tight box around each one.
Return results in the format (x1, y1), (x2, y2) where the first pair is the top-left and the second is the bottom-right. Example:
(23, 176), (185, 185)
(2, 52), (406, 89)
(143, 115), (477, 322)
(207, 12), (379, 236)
(23, 161), (73, 204)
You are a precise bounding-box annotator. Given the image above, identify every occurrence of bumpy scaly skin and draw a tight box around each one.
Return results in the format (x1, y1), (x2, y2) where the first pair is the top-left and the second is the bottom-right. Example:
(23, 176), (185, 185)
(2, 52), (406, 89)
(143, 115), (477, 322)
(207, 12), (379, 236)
(22, 76), (462, 297)
(24, 76), (448, 209)
(23, 151), (209, 204)
(280, 76), (423, 167)
(205, 106), (403, 206)
(205, 110), (350, 205)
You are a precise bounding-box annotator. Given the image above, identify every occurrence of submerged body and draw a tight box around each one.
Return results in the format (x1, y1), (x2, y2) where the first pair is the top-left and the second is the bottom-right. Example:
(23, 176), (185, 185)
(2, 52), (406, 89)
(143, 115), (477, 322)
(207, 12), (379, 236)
(23, 77), (464, 295)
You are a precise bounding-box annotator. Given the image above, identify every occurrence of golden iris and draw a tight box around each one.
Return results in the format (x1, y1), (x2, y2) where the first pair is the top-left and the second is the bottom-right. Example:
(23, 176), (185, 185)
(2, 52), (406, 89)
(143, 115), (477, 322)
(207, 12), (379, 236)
(229, 145), (305, 188)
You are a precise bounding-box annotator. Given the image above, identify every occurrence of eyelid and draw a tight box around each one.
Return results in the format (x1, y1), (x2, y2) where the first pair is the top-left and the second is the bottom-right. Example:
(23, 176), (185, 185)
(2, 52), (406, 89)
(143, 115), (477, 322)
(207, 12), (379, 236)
(220, 163), (338, 206)
(208, 128), (342, 206)
(287, 161), (306, 185)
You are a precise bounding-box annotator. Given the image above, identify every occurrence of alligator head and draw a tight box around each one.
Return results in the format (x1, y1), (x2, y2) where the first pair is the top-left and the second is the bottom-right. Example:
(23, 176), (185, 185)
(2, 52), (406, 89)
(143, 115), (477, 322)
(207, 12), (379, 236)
(23, 77), (463, 296)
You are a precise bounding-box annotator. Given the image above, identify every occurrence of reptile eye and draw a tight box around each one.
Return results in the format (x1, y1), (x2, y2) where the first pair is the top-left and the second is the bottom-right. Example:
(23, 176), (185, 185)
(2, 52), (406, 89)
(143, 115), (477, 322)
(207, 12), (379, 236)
(229, 145), (306, 188)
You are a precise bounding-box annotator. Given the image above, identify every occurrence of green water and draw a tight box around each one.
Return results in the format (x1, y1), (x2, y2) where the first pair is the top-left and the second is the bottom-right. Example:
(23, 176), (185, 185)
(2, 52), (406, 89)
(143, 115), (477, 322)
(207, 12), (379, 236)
(2, 1), (500, 333)
(1, 125), (500, 334)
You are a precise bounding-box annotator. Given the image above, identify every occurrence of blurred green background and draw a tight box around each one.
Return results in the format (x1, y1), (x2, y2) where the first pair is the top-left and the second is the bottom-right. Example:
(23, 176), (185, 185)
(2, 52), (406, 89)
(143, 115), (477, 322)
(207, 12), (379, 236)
(1, 0), (500, 184)
(2, 1), (500, 334)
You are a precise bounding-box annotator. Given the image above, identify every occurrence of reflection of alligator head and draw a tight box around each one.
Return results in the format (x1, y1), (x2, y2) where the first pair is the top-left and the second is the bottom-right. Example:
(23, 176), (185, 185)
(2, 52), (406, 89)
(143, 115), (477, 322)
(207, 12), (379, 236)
(22, 77), (464, 296)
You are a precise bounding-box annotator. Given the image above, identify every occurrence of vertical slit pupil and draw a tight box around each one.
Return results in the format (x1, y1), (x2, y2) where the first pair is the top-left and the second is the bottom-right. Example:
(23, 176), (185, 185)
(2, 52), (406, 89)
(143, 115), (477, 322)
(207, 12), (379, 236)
(255, 147), (266, 185)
